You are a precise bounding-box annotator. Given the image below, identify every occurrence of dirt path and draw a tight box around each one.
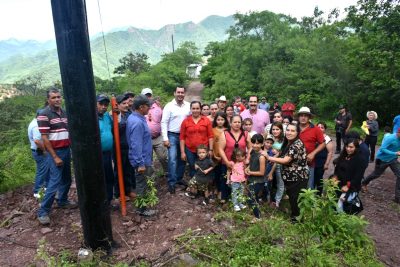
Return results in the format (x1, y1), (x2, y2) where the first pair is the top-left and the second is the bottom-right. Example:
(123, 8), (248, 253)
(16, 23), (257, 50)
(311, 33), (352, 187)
(0, 85), (399, 265)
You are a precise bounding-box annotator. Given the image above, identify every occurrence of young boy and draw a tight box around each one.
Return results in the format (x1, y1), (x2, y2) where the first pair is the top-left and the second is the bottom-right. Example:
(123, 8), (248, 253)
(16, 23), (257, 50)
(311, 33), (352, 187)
(262, 135), (275, 202)
(185, 144), (215, 204)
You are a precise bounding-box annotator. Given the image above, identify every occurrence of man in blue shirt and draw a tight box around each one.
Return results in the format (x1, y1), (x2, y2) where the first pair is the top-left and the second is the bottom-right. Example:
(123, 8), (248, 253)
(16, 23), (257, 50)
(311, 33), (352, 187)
(258, 97), (270, 112)
(127, 95), (157, 216)
(362, 128), (400, 203)
(28, 115), (50, 198)
(97, 94), (115, 204)
(393, 114), (400, 134)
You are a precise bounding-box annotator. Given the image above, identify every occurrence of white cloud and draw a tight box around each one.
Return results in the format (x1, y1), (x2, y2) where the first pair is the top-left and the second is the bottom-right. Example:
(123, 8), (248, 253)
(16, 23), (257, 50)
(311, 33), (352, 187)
(0, 0), (358, 41)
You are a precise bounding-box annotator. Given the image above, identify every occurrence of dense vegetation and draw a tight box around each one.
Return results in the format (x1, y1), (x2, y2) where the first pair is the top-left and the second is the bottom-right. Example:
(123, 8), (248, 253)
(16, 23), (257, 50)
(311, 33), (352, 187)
(201, 0), (399, 126)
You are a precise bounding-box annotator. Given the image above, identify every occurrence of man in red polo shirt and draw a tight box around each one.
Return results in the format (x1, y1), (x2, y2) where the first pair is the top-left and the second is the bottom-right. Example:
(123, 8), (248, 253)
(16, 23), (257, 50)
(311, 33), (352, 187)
(298, 107), (326, 189)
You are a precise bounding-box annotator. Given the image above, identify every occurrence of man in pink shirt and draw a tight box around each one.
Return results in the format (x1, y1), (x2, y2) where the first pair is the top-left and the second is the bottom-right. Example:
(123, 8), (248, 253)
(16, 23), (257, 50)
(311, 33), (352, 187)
(142, 88), (168, 174)
(240, 96), (270, 134)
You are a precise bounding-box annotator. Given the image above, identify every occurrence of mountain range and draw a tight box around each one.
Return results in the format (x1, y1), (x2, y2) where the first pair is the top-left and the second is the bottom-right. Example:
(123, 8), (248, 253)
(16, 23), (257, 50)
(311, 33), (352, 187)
(0, 15), (235, 84)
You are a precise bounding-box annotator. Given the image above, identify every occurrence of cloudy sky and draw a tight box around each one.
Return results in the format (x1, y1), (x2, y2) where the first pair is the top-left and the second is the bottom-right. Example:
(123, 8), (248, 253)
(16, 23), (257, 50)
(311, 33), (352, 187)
(0, 0), (358, 41)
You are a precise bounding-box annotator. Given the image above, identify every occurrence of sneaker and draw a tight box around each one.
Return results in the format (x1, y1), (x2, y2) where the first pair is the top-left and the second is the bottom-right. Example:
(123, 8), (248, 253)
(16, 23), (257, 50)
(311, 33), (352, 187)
(38, 215), (50, 225)
(234, 205), (241, 212)
(33, 193), (40, 199)
(239, 204), (247, 210)
(184, 192), (196, 199)
(58, 201), (78, 209)
(137, 208), (157, 217)
(250, 217), (261, 223)
(168, 185), (175, 194)
(176, 180), (188, 187)
(361, 184), (368, 193)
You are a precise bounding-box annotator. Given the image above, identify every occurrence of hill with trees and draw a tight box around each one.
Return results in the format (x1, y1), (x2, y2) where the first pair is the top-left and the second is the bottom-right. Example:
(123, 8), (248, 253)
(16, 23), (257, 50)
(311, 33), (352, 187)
(0, 15), (235, 84)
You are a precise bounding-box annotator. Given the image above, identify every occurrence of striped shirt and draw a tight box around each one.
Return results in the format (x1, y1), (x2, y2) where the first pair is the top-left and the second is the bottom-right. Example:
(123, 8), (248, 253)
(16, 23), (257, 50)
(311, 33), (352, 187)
(37, 106), (70, 149)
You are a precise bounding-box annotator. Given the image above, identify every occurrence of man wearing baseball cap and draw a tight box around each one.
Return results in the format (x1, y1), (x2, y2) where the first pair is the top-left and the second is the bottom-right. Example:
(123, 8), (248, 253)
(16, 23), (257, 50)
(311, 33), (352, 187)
(297, 107), (325, 189)
(96, 94), (115, 204)
(141, 88), (168, 175)
(362, 128), (400, 204)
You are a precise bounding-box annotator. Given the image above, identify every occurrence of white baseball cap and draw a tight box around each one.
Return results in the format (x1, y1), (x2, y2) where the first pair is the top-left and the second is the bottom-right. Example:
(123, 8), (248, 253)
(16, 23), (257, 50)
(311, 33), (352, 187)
(218, 95), (227, 102)
(141, 88), (153, 95)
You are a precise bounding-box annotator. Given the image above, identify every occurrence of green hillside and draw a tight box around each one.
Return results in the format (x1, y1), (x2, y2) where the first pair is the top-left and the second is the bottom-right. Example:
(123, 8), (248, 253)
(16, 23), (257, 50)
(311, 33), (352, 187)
(0, 15), (235, 84)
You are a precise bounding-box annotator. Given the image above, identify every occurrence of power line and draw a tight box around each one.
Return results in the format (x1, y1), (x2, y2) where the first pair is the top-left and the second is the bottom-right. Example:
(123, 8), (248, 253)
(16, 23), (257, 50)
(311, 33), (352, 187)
(96, 0), (112, 80)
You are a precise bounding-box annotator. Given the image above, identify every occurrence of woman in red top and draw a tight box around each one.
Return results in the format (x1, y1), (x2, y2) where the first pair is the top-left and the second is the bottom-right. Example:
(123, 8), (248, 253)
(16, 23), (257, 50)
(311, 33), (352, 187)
(180, 101), (214, 177)
(218, 115), (252, 201)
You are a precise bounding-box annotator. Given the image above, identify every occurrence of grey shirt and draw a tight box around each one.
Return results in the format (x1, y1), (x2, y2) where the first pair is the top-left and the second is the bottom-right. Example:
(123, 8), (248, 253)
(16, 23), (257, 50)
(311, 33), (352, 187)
(367, 120), (379, 136)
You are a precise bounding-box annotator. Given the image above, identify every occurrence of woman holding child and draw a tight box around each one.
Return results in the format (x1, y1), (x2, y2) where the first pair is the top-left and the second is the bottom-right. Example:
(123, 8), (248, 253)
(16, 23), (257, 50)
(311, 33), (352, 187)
(265, 123), (309, 222)
(218, 115), (252, 202)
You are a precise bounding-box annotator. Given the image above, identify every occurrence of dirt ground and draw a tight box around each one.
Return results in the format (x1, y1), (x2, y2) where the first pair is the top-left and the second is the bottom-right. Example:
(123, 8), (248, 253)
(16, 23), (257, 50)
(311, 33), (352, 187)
(1, 83), (399, 266)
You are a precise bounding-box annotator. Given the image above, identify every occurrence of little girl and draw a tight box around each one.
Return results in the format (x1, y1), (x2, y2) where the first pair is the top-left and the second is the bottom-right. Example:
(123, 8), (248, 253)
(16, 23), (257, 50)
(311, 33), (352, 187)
(245, 134), (266, 219)
(243, 118), (257, 137)
(227, 148), (247, 211)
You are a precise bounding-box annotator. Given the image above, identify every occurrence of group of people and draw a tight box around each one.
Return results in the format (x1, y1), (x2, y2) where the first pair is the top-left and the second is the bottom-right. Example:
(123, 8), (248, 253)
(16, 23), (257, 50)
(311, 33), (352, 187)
(28, 86), (400, 225)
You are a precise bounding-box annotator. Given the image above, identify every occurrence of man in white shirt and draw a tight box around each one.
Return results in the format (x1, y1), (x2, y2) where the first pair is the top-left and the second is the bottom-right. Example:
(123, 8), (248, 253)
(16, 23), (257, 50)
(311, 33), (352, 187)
(161, 87), (190, 193)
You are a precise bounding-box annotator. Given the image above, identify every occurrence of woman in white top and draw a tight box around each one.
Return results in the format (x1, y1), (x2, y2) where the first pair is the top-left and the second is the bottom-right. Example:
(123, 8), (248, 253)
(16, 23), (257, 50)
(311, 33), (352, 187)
(314, 121), (334, 194)
(264, 111), (287, 135)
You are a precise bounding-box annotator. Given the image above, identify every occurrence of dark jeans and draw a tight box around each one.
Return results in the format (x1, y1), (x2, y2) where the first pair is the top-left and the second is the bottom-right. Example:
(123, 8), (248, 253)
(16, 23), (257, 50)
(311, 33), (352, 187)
(314, 166), (325, 195)
(115, 149), (135, 198)
(38, 148), (72, 217)
(185, 146), (198, 178)
(102, 151), (115, 203)
(247, 182), (263, 218)
(365, 135), (377, 161)
(134, 166), (154, 198)
(336, 129), (344, 152)
(219, 164), (231, 200)
(362, 158), (400, 200)
(284, 179), (308, 219)
(167, 132), (185, 187)
(32, 150), (50, 194)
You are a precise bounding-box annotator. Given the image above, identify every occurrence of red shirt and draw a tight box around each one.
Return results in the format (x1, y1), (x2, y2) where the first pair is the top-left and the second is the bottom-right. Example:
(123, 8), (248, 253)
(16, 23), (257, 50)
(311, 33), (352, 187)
(299, 124), (324, 166)
(180, 116), (213, 153)
(281, 102), (296, 117)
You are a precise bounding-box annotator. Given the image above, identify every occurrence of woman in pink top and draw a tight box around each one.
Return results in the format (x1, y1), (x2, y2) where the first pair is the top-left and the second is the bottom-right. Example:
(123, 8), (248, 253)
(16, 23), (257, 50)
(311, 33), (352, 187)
(219, 115), (251, 201)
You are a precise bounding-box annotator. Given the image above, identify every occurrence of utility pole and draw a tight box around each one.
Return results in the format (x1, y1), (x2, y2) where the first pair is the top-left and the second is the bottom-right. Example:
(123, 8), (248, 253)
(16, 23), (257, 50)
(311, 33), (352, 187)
(172, 34), (175, 52)
(50, 0), (113, 251)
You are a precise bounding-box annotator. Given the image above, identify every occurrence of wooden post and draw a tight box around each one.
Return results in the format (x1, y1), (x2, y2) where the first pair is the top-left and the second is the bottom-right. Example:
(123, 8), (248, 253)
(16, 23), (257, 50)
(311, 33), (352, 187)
(51, 0), (113, 251)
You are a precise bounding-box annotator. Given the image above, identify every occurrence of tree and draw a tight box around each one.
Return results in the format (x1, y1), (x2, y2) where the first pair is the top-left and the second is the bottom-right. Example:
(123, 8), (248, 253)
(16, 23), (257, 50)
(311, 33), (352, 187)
(14, 73), (45, 96)
(113, 52), (151, 75)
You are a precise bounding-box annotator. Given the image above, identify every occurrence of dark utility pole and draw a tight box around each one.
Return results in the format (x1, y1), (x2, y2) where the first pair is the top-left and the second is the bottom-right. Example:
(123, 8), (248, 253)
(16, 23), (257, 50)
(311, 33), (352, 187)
(50, 0), (113, 251)
(172, 34), (175, 52)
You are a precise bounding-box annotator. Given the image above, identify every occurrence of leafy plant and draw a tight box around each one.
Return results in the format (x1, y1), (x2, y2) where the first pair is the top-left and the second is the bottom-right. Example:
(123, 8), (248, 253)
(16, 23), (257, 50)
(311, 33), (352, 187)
(134, 176), (159, 208)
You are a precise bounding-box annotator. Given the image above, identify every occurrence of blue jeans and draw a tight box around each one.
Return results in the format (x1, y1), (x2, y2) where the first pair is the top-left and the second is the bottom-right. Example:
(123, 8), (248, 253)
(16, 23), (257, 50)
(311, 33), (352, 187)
(38, 148), (72, 217)
(167, 132), (185, 187)
(231, 182), (244, 207)
(32, 150), (50, 194)
(185, 146), (198, 178)
(247, 182), (263, 218)
(307, 167), (315, 189)
(275, 164), (284, 204)
(102, 151), (115, 203)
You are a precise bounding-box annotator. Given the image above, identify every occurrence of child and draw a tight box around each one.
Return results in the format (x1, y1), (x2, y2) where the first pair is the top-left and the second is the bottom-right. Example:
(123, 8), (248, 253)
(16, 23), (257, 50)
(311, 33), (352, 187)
(261, 135), (275, 202)
(243, 118), (257, 137)
(227, 148), (247, 211)
(185, 144), (215, 204)
(245, 134), (266, 219)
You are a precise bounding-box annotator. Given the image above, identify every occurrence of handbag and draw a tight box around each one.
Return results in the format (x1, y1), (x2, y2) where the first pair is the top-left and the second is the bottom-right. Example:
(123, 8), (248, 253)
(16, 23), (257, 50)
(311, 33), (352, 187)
(343, 192), (363, 215)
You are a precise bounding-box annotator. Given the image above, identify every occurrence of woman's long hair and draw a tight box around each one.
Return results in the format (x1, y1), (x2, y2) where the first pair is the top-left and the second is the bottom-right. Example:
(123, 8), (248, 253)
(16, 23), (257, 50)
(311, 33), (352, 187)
(212, 111), (230, 129)
(280, 123), (301, 156)
(269, 121), (284, 143)
(337, 138), (360, 162)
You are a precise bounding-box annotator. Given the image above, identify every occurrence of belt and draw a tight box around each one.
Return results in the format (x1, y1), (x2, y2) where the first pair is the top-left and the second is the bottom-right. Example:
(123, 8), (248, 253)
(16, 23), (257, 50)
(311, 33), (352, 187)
(167, 131), (180, 135)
